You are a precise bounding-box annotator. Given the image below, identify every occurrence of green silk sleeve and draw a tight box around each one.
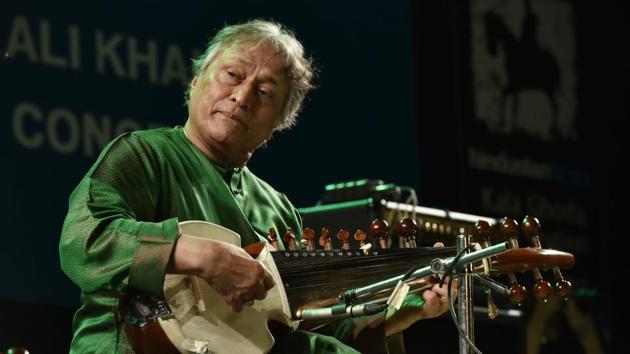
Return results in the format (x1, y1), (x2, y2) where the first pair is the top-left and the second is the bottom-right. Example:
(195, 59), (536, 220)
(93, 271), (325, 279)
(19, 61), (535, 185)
(59, 134), (180, 297)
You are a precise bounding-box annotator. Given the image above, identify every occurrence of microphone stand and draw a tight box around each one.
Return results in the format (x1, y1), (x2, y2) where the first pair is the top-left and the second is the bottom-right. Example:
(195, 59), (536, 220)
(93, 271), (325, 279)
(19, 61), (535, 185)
(457, 234), (474, 354)
(298, 242), (509, 321)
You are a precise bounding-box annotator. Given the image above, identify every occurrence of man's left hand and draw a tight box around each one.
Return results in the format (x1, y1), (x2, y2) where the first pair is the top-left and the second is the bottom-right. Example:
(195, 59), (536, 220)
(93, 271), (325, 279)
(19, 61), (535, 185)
(384, 242), (459, 336)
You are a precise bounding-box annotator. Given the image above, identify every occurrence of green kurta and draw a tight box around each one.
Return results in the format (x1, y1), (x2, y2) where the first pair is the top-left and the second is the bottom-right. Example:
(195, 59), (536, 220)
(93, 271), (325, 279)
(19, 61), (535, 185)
(59, 127), (363, 353)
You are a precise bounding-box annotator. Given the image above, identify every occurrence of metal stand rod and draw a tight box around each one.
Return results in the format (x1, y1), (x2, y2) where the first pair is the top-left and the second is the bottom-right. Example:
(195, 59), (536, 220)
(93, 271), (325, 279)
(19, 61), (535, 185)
(344, 242), (508, 302)
(457, 234), (474, 354)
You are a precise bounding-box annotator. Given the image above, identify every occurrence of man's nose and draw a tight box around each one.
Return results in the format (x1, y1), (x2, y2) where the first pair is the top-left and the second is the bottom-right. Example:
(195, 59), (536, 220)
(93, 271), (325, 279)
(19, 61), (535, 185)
(231, 81), (255, 109)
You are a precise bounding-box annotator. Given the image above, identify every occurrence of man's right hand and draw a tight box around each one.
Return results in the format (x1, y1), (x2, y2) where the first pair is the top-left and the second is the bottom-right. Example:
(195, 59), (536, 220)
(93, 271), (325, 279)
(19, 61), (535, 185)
(169, 234), (275, 312)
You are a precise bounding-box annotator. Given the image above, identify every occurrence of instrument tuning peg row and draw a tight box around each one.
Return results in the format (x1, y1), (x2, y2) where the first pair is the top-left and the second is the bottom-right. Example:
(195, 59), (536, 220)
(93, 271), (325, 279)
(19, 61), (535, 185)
(500, 217), (529, 305)
(521, 215), (572, 300)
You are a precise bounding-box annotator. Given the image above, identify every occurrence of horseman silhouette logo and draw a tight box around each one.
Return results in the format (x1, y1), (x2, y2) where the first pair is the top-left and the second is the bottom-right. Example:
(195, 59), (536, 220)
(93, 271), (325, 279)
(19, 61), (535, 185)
(472, 0), (577, 141)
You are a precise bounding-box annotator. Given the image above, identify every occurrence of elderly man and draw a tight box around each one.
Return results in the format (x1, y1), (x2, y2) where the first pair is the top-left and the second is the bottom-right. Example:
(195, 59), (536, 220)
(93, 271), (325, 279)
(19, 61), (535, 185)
(59, 20), (455, 353)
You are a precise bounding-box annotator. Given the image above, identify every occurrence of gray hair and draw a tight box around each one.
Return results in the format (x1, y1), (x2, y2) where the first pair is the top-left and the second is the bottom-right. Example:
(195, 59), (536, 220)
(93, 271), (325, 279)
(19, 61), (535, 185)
(187, 20), (315, 131)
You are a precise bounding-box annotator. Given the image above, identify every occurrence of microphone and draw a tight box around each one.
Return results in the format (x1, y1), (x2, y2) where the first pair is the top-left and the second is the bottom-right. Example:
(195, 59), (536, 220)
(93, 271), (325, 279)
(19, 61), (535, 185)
(298, 303), (388, 321)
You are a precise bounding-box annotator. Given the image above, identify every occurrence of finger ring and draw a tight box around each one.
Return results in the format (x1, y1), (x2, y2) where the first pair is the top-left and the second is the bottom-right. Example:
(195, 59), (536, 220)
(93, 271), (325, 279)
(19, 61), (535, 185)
(243, 300), (255, 306)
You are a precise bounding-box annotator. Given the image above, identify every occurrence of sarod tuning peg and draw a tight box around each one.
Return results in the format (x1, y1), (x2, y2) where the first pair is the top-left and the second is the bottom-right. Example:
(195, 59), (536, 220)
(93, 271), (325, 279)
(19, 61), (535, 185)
(319, 227), (332, 251)
(353, 229), (371, 254)
(336, 229), (350, 250)
(397, 217), (418, 248)
(283, 228), (298, 250)
(302, 227), (316, 251)
(267, 228), (278, 249)
(369, 219), (390, 249)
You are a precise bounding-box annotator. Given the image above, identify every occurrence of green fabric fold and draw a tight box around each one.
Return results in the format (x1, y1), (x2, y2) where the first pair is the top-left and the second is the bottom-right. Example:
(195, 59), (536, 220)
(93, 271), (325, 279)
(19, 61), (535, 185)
(60, 127), (303, 353)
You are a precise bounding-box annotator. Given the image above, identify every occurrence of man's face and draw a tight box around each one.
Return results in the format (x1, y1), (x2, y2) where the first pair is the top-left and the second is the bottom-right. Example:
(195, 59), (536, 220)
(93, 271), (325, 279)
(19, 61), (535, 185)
(187, 42), (290, 166)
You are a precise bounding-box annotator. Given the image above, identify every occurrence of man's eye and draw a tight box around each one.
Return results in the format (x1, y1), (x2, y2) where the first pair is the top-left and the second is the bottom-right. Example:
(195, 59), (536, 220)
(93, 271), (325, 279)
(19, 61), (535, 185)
(223, 70), (240, 81)
(258, 89), (268, 96)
